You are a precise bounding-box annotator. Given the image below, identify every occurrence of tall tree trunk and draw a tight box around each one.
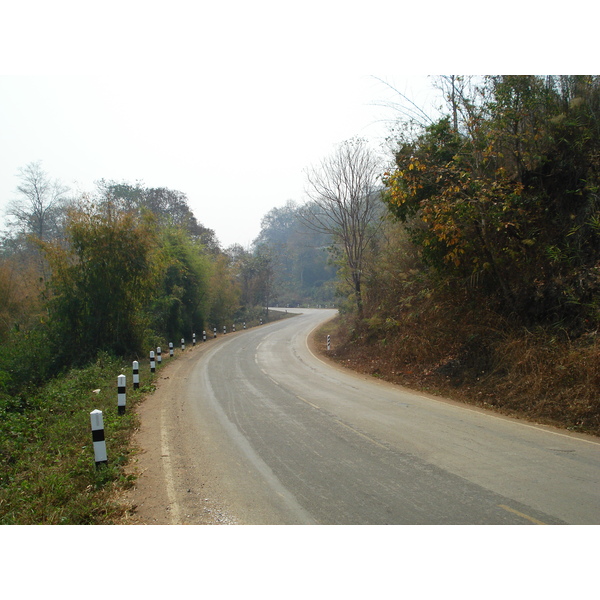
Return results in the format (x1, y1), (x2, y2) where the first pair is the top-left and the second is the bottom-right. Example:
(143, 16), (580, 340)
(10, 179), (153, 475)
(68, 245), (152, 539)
(353, 271), (363, 317)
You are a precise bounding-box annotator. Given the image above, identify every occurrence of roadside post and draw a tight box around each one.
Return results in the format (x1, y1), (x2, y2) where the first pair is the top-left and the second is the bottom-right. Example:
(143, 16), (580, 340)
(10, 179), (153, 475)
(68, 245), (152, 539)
(169, 342), (174, 357)
(157, 347), (162, 365)
(117, 374), (126, 415)
(90, 409), (108, 468)
(133, 361), (139, 390)
(150, 350), (156, 373)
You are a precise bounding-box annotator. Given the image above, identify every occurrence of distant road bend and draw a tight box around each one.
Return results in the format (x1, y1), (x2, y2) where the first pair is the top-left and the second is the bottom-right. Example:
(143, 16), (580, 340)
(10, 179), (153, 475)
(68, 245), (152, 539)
(161, 308), (600, 524)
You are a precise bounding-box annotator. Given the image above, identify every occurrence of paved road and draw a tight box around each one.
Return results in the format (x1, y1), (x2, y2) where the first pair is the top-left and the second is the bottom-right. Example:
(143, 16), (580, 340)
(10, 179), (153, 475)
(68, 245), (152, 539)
(183, 308), (600, 524)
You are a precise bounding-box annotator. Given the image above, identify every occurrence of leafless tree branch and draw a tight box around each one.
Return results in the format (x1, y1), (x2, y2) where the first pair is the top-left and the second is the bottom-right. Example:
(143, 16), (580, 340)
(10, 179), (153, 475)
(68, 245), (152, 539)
(301, 138), (383, 316)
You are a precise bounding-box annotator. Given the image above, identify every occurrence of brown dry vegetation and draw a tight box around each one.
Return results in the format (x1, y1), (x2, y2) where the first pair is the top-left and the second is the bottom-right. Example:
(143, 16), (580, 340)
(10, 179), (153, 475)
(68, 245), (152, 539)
(317, 308), (600, 436)
(0, 255), (44, 340)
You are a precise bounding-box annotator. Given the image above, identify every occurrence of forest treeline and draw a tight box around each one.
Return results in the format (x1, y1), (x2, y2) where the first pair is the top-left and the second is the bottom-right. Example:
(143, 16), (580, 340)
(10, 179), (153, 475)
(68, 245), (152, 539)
(0, 185), (226, 396)
(0, 172), (339, 399)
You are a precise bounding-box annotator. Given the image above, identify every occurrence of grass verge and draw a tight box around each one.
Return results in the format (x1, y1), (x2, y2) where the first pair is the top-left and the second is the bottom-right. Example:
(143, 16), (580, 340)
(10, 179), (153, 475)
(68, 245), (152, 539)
(0, 352), (158, 524)
(0, 314), (290, 525)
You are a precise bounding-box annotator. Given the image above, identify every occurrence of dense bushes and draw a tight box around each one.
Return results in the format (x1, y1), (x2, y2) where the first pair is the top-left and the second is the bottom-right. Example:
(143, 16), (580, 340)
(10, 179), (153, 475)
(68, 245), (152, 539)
(0, 184), (247, 391)
(40, 202), (157, 365)
(383, 75), (600, 333)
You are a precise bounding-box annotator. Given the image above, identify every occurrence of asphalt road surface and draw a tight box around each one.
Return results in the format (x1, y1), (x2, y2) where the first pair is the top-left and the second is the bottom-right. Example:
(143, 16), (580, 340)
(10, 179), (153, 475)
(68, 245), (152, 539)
(175, 308), (600, 524)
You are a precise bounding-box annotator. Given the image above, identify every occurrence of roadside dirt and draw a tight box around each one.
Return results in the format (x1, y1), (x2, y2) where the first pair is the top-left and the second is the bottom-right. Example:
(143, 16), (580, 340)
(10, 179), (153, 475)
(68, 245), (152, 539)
(119, 339), (238, 524)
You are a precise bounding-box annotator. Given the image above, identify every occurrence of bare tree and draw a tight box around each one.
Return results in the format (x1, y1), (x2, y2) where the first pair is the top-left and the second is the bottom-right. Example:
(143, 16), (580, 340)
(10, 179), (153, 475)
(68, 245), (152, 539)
(7, 161), (69, 242)
(433, 75), (485, 137)
(302, 138), (383, 316)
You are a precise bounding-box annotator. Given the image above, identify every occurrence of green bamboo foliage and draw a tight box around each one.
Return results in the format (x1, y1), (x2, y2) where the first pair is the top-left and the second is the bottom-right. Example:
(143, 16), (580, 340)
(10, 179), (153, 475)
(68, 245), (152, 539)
(40, 201), (158, 363)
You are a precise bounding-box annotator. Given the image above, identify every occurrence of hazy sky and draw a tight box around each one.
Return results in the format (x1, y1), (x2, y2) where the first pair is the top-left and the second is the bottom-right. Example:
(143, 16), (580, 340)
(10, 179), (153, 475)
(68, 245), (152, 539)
(0, 72), (437, 248)
(0, 2), (594, 248)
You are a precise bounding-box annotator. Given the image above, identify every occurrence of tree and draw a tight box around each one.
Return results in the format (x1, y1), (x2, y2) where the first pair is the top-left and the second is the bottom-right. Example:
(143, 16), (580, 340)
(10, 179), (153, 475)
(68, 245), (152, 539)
(151, 227), (211, 341)
(249, 247), (275, 312)
(96, 181), (222, 252)
(0, 255), (42, 342)
(41, 200), (157, 363)
(302, 138), (383, 316)
(207, 253), (240, 328)
(253, 201), (336, 305)
(7, 161), (69, 242)
(229, 244), (273, 311)
(384, 75), (600, 330)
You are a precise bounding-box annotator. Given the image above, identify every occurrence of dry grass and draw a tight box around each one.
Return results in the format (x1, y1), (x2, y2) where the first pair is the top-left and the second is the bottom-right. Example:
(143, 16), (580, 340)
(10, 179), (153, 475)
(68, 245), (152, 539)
(318, 308), (600, 436)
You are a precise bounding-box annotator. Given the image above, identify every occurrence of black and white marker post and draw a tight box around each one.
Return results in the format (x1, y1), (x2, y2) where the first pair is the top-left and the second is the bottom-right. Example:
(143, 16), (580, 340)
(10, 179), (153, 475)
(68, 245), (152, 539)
(233, 324), (236, 332)
(181, 338), (185, 351)
(203, 330), (206, 342)
(223, 325), (226, 335)
(213, 327), (217, 338)
(327, 335), (331, 351)
(150, 350), (156, 373)
(193, 333), (196, 346)
(90, 409), (108, 468)
(169, 342), (174, 357)
(157, 347), (162, 365)
(117, 374), (126, 415)
(133, 361), (139, 390)
(243, 322), (246, 329)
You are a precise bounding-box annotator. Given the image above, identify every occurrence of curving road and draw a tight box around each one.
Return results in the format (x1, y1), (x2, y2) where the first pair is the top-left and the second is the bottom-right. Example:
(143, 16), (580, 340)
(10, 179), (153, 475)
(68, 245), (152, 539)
(166, 308), (600, 524)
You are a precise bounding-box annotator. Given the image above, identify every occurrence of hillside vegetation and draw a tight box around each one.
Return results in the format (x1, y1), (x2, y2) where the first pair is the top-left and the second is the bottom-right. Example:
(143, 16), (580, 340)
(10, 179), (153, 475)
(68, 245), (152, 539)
(320, 76), (600, 435)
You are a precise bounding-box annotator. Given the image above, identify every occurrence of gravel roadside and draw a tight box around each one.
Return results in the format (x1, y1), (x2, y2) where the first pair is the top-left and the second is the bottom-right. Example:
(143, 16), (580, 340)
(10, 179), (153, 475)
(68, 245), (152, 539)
(119, 339), (238, 525)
